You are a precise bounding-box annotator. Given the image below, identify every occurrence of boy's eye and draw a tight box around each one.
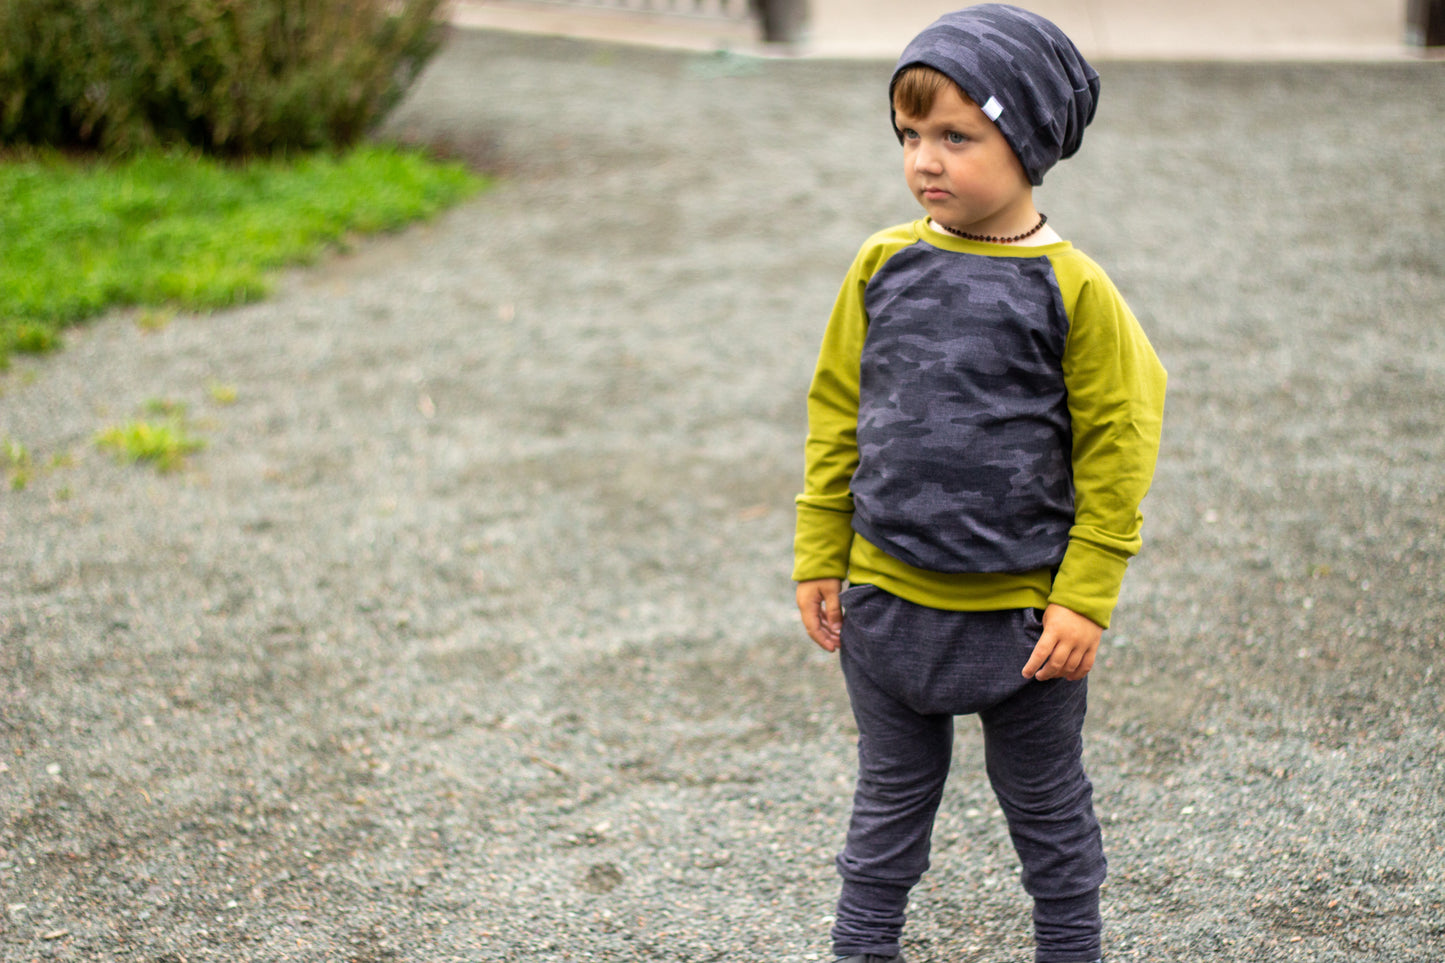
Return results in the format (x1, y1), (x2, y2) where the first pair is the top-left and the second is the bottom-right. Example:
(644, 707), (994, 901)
(899, 127), (919, 140)
(946, 131), (968, 145)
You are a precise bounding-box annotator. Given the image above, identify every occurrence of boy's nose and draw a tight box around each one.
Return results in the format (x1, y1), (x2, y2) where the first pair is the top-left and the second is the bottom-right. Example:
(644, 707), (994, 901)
(913, 146), (943, 174)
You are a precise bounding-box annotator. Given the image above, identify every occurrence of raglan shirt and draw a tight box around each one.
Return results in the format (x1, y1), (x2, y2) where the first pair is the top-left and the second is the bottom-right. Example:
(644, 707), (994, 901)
(793, 218), (1166, 628)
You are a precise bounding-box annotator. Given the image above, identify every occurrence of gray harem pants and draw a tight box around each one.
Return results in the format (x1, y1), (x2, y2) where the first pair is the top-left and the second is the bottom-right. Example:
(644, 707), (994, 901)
(832, 585), (1106, 963)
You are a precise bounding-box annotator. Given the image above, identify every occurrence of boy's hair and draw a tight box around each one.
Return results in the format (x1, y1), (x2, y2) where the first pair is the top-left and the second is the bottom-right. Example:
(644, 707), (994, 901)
(891, 65), (971, 120)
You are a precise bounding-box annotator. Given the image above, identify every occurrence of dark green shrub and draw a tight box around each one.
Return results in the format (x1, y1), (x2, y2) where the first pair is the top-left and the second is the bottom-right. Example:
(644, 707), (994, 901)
(0, 0), (445, 154)
(4, 321), (59, 355)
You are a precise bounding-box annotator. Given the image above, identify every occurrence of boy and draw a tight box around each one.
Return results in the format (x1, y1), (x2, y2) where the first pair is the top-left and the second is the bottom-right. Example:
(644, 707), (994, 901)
(792, 6), (1166, 963)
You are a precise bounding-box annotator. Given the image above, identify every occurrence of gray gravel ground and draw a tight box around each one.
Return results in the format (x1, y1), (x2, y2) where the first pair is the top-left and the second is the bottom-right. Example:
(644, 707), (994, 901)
(2, 27), (1443, 963)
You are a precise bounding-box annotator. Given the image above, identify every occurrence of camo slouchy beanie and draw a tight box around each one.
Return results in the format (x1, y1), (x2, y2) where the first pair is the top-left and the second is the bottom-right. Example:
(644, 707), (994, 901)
(890, 4), (1100, 185)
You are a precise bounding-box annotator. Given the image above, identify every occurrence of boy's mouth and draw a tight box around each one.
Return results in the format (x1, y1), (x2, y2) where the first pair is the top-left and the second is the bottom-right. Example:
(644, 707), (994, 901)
(921, 187), (952, 200)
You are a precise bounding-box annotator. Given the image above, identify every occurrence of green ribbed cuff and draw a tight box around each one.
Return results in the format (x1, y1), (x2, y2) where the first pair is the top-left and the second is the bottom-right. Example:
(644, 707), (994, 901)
(792, 502), (854, 582)
(1046, 539), (1131, 628)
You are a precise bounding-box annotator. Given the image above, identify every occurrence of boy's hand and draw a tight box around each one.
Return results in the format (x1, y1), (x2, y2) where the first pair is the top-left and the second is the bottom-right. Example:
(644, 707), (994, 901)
(796, 578), (843, 652)
(1023, 604), (1103, 681)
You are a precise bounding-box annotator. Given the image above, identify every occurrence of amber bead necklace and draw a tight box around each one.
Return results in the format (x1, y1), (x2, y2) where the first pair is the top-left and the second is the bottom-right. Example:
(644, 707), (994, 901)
(937, 213), (1048, 244)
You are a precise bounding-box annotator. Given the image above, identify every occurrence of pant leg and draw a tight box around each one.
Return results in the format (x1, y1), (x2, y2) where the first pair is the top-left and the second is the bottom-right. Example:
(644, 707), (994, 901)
(979, 673), (1106, 963)
(831, 623), (954, 958)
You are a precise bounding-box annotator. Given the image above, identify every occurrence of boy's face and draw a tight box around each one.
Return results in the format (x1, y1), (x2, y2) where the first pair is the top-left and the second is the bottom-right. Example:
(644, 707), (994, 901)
(894, 83), (1035, 237)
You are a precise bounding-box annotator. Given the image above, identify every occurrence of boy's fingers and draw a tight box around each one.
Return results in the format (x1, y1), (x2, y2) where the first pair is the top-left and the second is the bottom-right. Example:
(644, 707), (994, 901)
(802, 608), (829, 648)
(809, 618), (840, 652)
(1066, 651), (1095, 680)
(1027, 638), (1099, 681)
(796, 583), (842, 652)
(1022, 633), (1054, 679)
(1046, 643), (1083, 681)
(818, 593), (842, 651)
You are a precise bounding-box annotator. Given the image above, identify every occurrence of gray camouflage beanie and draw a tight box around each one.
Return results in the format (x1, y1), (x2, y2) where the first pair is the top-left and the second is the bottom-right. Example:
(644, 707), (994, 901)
(890, 4), (1099, 185)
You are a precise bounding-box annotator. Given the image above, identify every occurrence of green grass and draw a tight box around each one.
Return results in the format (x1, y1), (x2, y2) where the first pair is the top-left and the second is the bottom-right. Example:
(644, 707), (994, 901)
(94, 417), (206, 473)
(3, 437), (32, 490)
(0, 145), (486, 366)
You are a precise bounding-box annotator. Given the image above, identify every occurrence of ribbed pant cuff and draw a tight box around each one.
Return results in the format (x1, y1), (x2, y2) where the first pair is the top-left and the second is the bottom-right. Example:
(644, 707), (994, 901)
(1033, 889), (1101, 963)
(832, 878), (910, 957)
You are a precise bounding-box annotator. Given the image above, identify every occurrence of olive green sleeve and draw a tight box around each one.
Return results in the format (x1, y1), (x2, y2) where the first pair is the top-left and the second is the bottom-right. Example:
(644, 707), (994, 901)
(1049, 251), (1167, 627)
(792, 252), (869, 581)
(793, 226), (920, 582)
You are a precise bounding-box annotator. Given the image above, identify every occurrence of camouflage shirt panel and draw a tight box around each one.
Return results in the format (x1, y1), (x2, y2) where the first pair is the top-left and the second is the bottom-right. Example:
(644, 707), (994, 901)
(850, 237), (1073, 573)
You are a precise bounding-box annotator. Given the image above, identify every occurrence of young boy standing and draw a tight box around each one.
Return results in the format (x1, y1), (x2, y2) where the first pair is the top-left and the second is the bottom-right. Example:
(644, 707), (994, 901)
(793, 6), (1166, 962)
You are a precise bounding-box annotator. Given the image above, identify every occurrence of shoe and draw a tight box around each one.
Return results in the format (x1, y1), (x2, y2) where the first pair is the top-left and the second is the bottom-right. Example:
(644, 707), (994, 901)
(834, 955), (906, 963)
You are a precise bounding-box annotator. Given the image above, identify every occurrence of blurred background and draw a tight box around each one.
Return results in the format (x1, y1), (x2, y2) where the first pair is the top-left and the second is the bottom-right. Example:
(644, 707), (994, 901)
(453, 0), (1428, 59)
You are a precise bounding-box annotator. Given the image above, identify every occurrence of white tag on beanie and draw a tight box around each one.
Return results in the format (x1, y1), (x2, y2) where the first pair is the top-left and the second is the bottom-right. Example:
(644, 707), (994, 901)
(982, 96), (1004, 121)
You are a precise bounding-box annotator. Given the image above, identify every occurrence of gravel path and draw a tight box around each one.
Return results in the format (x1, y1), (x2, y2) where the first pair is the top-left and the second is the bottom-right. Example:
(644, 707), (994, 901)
(2, 28), (1443, 963)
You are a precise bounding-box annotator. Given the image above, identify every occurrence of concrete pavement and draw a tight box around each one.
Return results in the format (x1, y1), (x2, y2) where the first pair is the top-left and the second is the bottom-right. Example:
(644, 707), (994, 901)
(451, 0), (1432, 60)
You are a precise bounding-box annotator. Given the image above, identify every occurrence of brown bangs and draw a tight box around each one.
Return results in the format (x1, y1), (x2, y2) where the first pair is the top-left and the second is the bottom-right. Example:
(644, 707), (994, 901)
(891, 65), (970, 119)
